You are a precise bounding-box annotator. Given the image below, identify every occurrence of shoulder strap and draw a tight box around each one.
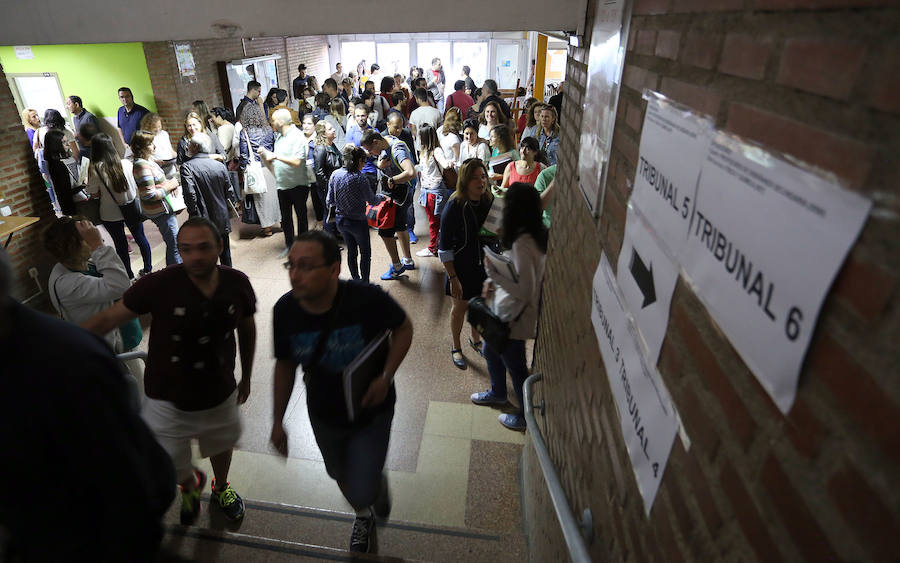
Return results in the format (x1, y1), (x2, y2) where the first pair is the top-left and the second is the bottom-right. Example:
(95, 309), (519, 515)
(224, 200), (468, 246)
(51, 276), (68, 320)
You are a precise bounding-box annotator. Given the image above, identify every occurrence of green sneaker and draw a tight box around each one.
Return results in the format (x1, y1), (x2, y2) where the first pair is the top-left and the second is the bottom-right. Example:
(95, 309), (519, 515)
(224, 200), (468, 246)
(210, 479), (245, 521)
(179, 469), (206, 525)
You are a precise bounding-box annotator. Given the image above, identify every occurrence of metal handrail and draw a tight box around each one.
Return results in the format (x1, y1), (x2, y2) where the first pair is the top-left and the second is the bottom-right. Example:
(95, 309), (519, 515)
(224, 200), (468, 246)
(524, 372), (594, 563)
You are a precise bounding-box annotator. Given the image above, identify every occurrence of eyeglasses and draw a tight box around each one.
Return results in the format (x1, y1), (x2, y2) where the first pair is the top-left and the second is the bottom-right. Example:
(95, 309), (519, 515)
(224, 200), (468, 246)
(283, 261), (332, 272)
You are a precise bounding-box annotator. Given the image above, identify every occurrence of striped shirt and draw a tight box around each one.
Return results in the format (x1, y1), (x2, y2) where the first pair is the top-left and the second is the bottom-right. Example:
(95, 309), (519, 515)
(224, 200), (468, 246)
(132, 158), (170, 217)
(326, 168), (375, 221)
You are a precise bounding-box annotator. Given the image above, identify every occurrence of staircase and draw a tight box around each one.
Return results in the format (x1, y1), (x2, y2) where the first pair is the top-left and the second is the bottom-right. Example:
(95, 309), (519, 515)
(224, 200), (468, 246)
(161, 495), (527, 562)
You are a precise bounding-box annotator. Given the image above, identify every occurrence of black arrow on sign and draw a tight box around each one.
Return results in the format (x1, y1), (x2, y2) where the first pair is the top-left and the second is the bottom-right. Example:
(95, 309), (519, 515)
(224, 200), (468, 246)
(629, 248), (656, 308)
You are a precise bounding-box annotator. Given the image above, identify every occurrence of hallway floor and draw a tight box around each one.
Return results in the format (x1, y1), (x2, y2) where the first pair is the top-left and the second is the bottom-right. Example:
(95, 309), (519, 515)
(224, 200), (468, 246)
(127, 206), (529, 561)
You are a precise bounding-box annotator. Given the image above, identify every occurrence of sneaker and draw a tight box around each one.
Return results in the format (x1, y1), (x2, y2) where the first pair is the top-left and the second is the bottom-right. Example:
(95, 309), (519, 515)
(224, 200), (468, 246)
(401, 258), (416, 271)
(471, 390), (507, 406)
(278, 247), (290, 258)
(408, 229), (418, 244)
(349, 513), (376, 553)
(179, 469), (206, 525)
(499, 413), (527, 431)
(380, 263), (404, 280)
(373, 474), (391, 520)
(138, 268), (152, 278)
(210, 479), (245, 521)
(415, 248), (435, 258)
(451, 349), (467, 370)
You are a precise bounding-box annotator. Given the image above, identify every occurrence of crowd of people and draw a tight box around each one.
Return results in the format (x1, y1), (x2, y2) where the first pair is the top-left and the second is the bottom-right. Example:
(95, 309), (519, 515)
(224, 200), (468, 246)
(13, 57), (563, 558)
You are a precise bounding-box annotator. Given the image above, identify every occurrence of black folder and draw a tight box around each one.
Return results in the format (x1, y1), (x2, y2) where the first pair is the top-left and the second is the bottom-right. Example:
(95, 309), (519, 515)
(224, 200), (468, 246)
(342, 330), (391, 421)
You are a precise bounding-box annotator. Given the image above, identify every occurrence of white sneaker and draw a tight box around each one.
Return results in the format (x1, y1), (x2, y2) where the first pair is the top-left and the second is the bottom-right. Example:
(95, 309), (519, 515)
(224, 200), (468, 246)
(415, 248), (435, 257)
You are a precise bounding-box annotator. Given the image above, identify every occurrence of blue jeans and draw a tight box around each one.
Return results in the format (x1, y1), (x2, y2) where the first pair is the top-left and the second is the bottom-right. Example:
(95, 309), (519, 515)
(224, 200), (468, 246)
(483, 339), (529, 416)
(337, 216), (371, 283)
(149, 213), (181, 265)
(103, 219), (153, 278)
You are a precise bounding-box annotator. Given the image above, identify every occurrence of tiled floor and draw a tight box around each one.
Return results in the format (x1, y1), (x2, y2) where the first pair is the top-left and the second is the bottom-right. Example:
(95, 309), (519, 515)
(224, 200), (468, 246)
(128, 204), (530, 560)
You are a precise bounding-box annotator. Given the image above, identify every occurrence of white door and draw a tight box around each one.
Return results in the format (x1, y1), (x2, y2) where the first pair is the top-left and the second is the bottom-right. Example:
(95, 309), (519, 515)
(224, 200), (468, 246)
(494, 43), (521, 90)
(8, 73), (68, 127)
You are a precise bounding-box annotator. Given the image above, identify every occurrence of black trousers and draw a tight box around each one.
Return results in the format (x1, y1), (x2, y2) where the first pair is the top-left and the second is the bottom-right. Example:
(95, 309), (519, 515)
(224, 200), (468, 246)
(277, 185), (310, 248)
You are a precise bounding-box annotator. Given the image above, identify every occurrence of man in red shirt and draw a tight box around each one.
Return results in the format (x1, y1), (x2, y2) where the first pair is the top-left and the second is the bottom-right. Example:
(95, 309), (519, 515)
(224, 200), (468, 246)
(445, 80), (475, 119)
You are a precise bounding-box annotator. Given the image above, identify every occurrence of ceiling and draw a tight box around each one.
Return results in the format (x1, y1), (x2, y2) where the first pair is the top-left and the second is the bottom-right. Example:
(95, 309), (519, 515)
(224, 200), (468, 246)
(4, 0), (583, 45)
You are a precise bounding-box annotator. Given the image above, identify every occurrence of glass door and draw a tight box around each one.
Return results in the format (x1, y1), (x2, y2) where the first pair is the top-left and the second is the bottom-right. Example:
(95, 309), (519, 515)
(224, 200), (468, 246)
(493, 42), (521, 90)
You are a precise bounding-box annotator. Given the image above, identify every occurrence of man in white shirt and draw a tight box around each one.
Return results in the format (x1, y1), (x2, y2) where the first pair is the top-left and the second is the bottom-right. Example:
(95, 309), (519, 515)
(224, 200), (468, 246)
(408, 88), (442, 152)
(331, 62), (346, 85)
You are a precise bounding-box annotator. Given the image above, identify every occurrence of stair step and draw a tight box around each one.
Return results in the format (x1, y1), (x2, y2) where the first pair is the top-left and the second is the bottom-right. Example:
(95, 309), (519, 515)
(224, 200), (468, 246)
(163, 496), (525, 562)
(164, 525), (416, 562)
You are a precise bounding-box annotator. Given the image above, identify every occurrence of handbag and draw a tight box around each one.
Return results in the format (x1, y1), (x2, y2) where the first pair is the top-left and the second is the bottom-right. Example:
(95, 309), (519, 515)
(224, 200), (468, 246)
(366, 194), (396, 230)
(466, 294), (527, 353)
(98, 172), (145, 226)
(242, 194), (260, 225)
(434, 153), (458, 191)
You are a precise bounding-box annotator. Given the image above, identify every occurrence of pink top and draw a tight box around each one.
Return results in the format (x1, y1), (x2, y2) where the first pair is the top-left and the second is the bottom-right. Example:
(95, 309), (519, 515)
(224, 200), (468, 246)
(506, 161), (544, 186)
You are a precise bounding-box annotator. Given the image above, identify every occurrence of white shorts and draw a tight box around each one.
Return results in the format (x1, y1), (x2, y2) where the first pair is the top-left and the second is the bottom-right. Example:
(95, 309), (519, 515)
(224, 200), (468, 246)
(141, 390), (242, 482)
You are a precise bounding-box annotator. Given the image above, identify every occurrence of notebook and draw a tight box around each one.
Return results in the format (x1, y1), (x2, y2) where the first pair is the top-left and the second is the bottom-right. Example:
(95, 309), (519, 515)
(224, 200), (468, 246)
(342, 330), (391, 422)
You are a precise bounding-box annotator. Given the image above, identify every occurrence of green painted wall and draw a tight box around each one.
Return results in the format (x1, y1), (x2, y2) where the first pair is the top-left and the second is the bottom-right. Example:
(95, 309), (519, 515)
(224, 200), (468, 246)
(0, 42), (156, 120)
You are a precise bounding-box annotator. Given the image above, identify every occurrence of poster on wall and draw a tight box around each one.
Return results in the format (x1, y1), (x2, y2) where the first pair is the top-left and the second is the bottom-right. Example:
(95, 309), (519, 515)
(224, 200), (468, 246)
(174, 42), (197, 79)
(591, 252), (679, 515)
(577, 0), (629, 216)
(616, 204), (679, 365)
(629, 92), (714, 262)
(679, 132), (872, 413)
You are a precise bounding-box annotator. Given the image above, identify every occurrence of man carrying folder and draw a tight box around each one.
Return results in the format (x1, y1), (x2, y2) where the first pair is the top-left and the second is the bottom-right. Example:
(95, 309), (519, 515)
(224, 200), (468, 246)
(270, 231), (414, 555)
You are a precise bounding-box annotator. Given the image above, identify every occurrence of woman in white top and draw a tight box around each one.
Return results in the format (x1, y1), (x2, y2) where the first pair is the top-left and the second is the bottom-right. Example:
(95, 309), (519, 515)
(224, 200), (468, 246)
(477, 101), (507, 141)
(324, 98), (347, 151)
(44, 216), (132, 351)
(416, 125), (453, 258)
(440, 107), (462, 166)
(86, 133), (153, 279)
(140, 113), (178, 180)
(459, 119), (490, 167)
(470, 182), (547, 431)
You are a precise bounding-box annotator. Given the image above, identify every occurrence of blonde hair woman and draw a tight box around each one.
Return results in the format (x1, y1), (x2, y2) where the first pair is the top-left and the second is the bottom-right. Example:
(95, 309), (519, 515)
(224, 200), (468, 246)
(21, 108), (41, 147)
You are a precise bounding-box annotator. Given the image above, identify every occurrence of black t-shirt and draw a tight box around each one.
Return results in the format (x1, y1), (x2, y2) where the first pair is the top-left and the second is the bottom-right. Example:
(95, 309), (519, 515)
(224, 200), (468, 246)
(273, 280), (407, 425)
(123, 265), (257, 411)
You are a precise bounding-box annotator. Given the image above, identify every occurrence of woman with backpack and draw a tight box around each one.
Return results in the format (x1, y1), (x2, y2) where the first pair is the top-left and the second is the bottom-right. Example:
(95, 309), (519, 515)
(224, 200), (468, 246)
(85, 133), (153, 279)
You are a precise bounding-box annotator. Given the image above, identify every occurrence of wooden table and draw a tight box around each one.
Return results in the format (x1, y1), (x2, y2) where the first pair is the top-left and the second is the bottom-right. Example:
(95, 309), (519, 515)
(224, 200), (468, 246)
(0, 215), (40, 248)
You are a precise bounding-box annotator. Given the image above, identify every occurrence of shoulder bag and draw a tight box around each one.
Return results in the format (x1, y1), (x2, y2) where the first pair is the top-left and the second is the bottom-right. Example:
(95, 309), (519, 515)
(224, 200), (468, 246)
(466, 295), (527, 354)
(98, 171), (145, 226)
(243, 129), (268, 195)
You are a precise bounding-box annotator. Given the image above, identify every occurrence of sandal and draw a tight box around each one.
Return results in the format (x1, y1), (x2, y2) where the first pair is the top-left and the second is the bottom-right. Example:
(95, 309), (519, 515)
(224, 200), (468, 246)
(451, 349), (467, 370)
(468, 337), (484, 357)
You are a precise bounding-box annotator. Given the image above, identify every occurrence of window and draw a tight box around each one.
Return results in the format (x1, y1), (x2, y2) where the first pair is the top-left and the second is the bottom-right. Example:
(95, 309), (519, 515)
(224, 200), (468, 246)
(376, 43), (410, 78)
(340, 42), (376, 77)
(451, 42), (488, 86)
(416, 42), (451, 75)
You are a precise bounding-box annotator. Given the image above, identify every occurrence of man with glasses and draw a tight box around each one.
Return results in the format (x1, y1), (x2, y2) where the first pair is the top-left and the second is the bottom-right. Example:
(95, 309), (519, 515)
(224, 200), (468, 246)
(271, 230), (413, 555)
(83, 217), (257, 528)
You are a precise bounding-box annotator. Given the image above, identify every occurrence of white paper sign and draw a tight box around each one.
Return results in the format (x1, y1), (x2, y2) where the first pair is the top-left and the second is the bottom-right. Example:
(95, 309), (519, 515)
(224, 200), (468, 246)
(617, 204), (679, 365)
(630, 93), (713, 261)
(591, 253), (679, 515)
(681, 133), (872, 413)
(14, 46), (33, 60)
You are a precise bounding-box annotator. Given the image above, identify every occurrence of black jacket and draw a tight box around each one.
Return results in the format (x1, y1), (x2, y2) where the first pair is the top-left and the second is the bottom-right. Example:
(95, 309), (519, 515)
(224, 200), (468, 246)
(180, 154), (236, 234)
(314, 144), (343, 193)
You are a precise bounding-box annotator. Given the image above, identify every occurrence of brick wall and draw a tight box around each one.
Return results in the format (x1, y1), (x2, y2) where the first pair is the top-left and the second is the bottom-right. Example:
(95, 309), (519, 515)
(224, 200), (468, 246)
(0, 64), (55, 303)
(142, 36), (329, 143)
(524, 1), (899, 561)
